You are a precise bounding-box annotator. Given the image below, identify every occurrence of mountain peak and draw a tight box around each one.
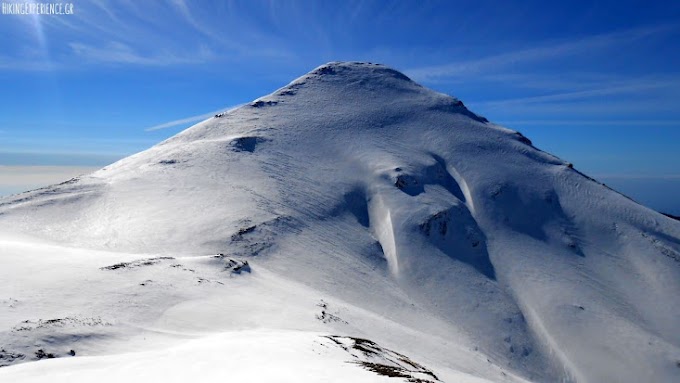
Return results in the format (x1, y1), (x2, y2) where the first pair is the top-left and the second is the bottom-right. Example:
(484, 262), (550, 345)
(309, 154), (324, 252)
(307, 61), (414, 82)
(277, 61), (418, 94)
(250, 61), (488, 125)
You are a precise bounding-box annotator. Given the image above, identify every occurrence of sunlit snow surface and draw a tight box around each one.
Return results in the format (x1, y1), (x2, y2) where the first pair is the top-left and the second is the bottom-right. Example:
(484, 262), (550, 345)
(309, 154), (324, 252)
(1, 62), (679, 382)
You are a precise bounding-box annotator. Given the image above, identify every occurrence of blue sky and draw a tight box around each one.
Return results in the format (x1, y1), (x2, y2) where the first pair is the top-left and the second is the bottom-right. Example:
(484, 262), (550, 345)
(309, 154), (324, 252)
(0, 0), (679, 213)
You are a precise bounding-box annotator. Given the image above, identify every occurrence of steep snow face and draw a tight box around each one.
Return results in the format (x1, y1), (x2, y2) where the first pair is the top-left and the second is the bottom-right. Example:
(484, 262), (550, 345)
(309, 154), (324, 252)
(1, 62), (680, 382)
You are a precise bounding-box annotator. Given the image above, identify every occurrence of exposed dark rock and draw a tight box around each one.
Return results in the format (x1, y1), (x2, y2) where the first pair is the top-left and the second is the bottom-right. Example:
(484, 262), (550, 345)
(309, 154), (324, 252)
(395, 174), (422, 196)
(513, 132), (533, 146)
(213, 254), (251, 274)
(100, 257), (175, 271)
(231, 225), (257, 241)
(57, 177), (80, 186)
(34, 349), (55, 360)
(12, 317), (110, 332)
(324, 335), (441, 383)
(315, 300), (347, 324)
(0, 349), (25, 367)
(419, 206), (496, 280)
(250, 100), (278, 108)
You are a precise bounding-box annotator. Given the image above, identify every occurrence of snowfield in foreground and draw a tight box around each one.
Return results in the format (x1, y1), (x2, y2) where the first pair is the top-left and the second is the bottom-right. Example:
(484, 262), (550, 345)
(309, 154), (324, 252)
(2, 329), (490, 383)
(1, 62), (679, 382)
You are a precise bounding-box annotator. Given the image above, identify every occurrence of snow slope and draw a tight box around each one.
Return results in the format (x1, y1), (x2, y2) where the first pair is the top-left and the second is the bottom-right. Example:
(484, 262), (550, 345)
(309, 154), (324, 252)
(1, 62), (679, 382)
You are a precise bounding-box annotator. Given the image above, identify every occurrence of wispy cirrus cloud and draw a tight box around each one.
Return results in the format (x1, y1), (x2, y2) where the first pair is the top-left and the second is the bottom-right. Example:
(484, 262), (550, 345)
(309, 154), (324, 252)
(471, 97), (680, 118)
(594, 173), (680, 179)
(0, 52), (56, 70)
(405, 24), (678, 82)
(453, 69), (680, 120)
(1, 0), (295, 70)
(68, 41), (216, 66)
(473, 75), (680, 109)
(494, 119), (680, 127)
(170, 0), (223, 43)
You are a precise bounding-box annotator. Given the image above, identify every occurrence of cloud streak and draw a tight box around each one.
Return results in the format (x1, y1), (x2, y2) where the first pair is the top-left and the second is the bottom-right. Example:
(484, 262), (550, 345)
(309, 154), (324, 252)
(473, 76), (680, 109)
(494, 119), (680, 126)
(1, 0), (295, 70)
(594, 173), (680, 180)
(405, 24), (678, 82)
(144, 105), (244, 131)
(69, 41), (215, 66)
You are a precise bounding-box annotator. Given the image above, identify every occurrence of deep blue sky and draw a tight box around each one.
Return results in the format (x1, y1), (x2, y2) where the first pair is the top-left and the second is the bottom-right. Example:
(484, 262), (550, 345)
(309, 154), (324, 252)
(1, 0), (679, 213)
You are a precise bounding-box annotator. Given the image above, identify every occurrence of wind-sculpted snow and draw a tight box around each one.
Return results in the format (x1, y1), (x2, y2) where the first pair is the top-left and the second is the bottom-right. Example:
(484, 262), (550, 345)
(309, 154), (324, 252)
(1, 62), (679, 382)
(418, 202), (495, 279)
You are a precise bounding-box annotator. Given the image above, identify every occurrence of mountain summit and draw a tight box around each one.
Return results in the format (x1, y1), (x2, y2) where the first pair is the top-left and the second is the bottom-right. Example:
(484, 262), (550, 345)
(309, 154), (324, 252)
(1, 62), (679, 382)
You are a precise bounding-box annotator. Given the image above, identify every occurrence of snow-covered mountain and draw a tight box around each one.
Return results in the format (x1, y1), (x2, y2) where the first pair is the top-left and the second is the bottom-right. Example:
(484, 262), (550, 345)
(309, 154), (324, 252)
(1, 62), (679, 383)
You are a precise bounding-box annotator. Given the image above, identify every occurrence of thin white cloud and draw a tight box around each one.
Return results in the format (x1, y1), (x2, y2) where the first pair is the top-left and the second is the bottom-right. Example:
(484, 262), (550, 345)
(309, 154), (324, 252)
(405, 24), (677, 82)
(494, 119), (680, 126)
(69, 41), (215, 66)
(170, 0), (222, 43)
(456, 72), (622, 90)
(460, 72), (680, 118)
(165, 0), (295, 60)
(472, 98), (679, 117)
(475, 78), (680, 109)
(144, 105), (244, 132)
(2, 0), (293, 70)
(0, 55), (54, 71)
(593, 174), (680, 180)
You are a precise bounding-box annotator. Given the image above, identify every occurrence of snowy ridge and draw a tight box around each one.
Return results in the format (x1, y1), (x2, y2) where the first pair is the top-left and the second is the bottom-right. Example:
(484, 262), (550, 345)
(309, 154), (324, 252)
(1, 62), (679, 382)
